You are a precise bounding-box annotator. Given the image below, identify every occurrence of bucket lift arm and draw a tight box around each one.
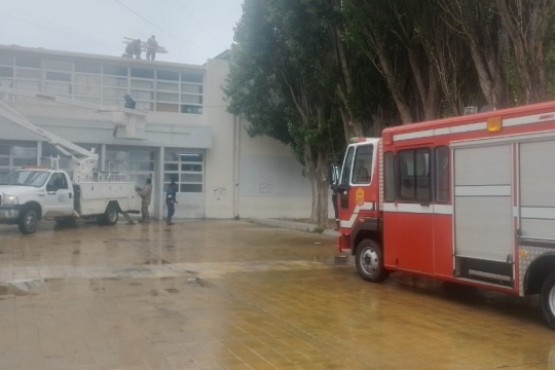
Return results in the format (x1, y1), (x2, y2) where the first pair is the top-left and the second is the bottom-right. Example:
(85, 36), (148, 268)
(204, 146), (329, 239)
(0, 99), (98, 182)
(0, 87), (147, 181)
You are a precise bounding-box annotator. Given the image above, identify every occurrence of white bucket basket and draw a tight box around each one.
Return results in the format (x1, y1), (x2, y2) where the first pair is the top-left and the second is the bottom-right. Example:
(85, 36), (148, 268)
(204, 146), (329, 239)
(112, 110), (146, 139)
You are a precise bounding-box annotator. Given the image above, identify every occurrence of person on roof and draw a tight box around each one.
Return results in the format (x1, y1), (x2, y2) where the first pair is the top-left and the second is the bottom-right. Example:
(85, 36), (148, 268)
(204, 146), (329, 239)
(123, 39), (142, 59)
(146, 35), (158, 61)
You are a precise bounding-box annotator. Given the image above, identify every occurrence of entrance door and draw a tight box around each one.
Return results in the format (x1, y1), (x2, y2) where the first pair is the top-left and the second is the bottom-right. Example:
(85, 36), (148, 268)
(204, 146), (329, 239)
(163, 151), (205, 218)
(453, 144), (514, 286)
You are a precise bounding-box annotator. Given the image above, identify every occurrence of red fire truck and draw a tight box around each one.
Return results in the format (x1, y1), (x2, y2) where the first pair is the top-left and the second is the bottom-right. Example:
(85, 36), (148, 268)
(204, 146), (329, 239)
(332, 101), (555, 329)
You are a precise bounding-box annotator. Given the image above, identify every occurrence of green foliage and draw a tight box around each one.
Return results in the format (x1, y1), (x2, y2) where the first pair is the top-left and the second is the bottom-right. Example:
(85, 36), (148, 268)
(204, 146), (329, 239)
(225, 0), (555, 221)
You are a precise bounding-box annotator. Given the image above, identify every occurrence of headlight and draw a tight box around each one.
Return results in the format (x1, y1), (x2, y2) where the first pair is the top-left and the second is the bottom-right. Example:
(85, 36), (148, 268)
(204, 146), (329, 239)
(3, 195), (19, 205)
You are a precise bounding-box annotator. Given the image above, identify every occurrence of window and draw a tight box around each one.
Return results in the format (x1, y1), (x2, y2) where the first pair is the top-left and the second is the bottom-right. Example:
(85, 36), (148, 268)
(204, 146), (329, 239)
(163, 150), (203, 193)
(44, 60), (72, 71)
(398, 148), (431, 202)
(47, 173), (68, 190)
(103, 64), (128, 77)
(352, 144), (373, 184)
(181, 84), (202, 94)
(157, 70), (179, 81)
(16, 68), (40, 79)
(16, 55), (40, 68)
(75, 62), (101, 74)
(105, 147), (154, 188)
(435, 146), (450, 203)
(340, 146), (354, 185)
(0, 67), (13, 77)
(180, 105), (202, 114)
(181, 71), (203, 83)
(384, 152), (395, 201)
(131, 68), (154, 79)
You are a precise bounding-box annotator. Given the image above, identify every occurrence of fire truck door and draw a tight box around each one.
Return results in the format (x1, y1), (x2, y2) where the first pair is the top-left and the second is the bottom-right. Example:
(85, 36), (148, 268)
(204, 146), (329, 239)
(453, 144), (515, 285)
(337, 144), (374, 224)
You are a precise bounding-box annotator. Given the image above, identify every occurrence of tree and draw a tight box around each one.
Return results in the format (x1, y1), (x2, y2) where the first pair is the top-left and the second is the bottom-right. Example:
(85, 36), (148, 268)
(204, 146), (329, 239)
(496, 0), (555, 104)
(226, 0), (344, 226)
(438, 0), (511, 109)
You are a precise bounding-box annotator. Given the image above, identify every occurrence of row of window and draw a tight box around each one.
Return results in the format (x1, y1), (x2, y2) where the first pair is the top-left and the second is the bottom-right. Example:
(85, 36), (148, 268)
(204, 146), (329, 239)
(0, 142), (204, 194)
(0, 53), (204, 113)
(384, 147), (450, 204)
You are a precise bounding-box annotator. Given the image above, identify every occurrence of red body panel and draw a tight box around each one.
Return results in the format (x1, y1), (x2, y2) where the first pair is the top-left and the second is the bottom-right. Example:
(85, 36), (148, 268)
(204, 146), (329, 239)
(337, 100), (555, 295)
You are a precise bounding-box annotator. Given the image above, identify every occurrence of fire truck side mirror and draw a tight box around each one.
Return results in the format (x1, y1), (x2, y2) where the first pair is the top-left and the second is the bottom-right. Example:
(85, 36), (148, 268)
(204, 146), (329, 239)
(329, 163), (340, 187)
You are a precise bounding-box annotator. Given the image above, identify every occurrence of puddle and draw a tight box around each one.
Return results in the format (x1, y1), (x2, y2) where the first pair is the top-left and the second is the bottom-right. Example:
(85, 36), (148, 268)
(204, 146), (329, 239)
(0, 279), (44, 296)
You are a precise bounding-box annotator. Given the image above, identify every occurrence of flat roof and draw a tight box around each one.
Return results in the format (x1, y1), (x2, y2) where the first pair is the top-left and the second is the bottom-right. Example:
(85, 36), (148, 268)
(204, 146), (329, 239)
(0, 44), (205, 71)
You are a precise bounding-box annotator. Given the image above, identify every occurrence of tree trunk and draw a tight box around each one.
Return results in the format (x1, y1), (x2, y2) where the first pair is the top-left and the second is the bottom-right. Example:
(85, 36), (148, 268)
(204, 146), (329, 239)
(307, 149), (330, 227)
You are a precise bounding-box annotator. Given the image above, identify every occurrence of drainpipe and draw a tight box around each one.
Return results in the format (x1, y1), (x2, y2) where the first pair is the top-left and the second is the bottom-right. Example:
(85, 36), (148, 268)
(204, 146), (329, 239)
(158, 146), (165, 220)
(232, 115), (241, 219)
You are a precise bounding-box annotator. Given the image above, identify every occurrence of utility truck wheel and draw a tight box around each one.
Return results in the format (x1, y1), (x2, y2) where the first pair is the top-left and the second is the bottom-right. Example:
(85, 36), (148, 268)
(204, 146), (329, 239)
(102, 203), (119, 226)
(541, 272), (555, 330)
(18, 209), (38, 234)
(355, 239), (388, 282)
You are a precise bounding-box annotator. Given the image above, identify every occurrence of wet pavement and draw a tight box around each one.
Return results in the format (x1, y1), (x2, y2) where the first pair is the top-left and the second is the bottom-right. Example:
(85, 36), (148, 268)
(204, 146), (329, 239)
(0, 220), (554, 370)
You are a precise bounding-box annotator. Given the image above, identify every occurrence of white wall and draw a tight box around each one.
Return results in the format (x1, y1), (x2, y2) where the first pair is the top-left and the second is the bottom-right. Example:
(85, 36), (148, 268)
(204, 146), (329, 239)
(236, 124), (312, 219)
(201, 58), (313, 220)
(203, 58), (236, 218)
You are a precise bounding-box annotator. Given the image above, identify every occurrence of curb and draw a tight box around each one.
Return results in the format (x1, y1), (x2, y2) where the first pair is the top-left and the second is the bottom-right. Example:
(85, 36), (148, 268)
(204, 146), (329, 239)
(248, 218), (339, 238)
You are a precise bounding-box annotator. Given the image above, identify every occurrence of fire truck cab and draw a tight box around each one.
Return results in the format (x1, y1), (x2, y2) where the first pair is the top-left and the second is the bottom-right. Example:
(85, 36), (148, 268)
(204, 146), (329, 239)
(333, 102), (555, 329)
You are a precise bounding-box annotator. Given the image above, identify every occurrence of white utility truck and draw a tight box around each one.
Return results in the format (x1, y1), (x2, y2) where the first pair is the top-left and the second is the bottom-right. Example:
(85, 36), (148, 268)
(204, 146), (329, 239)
(0, 88), (144, 234)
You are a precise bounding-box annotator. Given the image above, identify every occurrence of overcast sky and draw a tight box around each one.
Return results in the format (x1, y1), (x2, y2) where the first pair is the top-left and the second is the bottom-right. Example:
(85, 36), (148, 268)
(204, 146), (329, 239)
(0, 0), (244, 65)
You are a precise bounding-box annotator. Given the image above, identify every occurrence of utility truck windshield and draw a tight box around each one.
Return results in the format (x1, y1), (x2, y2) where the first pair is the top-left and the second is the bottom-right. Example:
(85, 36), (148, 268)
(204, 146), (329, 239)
(0, 170), (50, 187)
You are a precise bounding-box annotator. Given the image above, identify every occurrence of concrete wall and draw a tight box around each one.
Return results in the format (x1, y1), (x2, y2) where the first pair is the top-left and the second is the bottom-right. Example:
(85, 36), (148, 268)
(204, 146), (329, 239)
(203, 58), (236, 218)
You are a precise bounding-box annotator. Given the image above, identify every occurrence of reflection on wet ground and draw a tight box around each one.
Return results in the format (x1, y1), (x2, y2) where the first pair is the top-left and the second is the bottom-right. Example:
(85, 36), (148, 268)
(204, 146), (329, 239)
(0, 220), (554, 369)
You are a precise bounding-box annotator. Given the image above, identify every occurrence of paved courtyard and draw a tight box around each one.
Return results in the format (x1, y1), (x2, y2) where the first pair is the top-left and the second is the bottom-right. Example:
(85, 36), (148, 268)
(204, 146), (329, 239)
(0, 220), (554, 370)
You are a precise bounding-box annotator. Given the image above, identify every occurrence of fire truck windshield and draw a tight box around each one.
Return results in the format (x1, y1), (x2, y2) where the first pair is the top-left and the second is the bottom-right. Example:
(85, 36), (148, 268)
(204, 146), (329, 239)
(340, 144), (374, 185)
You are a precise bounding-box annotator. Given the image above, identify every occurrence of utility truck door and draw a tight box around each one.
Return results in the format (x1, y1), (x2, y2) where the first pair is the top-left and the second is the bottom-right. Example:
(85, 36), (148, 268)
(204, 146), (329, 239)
(45, 172), (73, 216)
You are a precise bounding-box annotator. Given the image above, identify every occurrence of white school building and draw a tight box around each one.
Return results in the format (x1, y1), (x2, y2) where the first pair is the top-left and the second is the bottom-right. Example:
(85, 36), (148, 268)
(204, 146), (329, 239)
(0, 44), (313, 220)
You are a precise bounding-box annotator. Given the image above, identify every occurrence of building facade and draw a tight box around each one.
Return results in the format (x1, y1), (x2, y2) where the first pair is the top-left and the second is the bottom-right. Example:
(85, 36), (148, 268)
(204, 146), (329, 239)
(0, 45), (313, 220)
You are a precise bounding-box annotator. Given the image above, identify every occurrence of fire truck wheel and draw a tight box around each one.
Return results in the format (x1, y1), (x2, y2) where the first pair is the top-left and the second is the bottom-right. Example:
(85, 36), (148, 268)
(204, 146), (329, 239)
(355, 239), (388, 283)
(540, 272), (555, 330)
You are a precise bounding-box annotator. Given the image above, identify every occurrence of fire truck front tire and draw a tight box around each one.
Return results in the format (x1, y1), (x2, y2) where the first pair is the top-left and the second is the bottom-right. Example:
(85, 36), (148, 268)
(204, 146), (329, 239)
(355, 239), (388, 283)
(540, 272), (555, 330)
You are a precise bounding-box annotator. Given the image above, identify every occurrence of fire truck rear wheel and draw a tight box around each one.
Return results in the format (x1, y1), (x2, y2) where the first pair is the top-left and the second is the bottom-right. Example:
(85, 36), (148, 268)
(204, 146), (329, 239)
(540, 272), (555, 330)
(355, 239), (388, 283)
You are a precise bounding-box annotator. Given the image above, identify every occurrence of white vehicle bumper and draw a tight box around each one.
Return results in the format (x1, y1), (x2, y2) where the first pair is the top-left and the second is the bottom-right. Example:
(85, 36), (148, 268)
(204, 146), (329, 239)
(0, 207), (21, 222)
